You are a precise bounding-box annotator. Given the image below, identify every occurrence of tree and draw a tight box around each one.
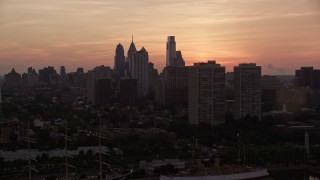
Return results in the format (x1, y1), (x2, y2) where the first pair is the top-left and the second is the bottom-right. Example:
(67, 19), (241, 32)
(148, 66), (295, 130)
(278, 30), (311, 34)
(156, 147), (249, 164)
(87, 149), (93, 156)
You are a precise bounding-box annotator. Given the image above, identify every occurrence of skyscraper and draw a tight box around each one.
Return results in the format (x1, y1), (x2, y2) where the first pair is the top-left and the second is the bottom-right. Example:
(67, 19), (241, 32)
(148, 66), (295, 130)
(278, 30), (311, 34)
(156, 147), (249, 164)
(86, 70), (97, 104)
(4, 68), (21, 90)
(94, 79), (113, 105)
(131, 47), (149, 96)
(294, 67), (320, 89)
(166, 36), (176, 67)
(27, 67), (38, 89)
(119, 78), (137, 103)
(188, 61), (226, 125)
(127, 36), (137, 76)
(38, 66), (57, 85)
(158, 66), (189, 106)
(114, 43), (126, 77)
(174, 51), (185, 67)
(60, 66), (66, 77)
(234, 63), (262, 120)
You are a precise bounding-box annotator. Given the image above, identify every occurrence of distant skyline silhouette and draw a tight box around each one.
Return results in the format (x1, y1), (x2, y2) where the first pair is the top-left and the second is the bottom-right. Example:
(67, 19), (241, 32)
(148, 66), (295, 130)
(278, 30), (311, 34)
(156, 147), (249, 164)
(0, 0), (319, 75)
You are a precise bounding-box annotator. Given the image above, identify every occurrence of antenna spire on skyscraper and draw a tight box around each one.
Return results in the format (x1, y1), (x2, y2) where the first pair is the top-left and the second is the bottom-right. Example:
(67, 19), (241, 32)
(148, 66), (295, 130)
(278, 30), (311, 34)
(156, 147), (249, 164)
(132, 35), (133, 43)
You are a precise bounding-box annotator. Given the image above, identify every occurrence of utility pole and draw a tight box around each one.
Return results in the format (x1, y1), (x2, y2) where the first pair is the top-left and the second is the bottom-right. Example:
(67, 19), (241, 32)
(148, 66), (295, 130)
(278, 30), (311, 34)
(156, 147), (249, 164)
(99, 115), (102, 180)
(96, 113), (110, 180)
(237, 133), (241, 164)
(305, 130), (310, 162)
(63, 120), (76, 180)
(25, 120), (38, 180)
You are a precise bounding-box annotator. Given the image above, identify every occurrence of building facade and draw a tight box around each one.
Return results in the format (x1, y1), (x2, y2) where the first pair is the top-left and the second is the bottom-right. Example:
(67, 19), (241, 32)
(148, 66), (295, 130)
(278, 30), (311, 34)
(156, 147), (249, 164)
(114, 43), (126, 77)
(160, 66), (189, 106)
(127, 37), (137, 76)
(119, 78), (137, 103)
(166, 36), (176, 67)
(188, 61), (226, 125)
(234, 63), (262, 120)
(131, 47), (149, 96)
(4, 68), (21, 90)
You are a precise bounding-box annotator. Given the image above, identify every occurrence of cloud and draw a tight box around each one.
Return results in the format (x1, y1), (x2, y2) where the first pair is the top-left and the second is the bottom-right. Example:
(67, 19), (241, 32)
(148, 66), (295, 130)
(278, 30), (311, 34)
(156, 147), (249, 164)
(264, 64), (288, 75)
(0, 0), (319, 74)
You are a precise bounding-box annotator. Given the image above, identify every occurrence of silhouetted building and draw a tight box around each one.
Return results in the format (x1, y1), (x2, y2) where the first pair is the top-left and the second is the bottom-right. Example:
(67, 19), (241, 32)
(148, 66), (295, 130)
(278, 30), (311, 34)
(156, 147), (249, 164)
(21, 73), (28, 90)
(86, 66), (114, 104)
(60, 66), (67, 77)
(225, 72), (234, 100)
(188, 61), (226, 125)
(86, 70), (97, 104)
(119, 78), (137, 103)
(234, 63), (261, 120)
(127, 36), (137, 76)
(92, 65), (113, 79)
(27, 67), (38, 88)
(67, 72), (85, 88)
(295, 67), (320, 89)
(131, 47), (149, 96)
(95, 79), (113, 105)
(277, 88), (314, 108)
(76, 67), (84, 75)
(293, 67), (320, 108)
(262, 75), (281, 111)
(158, 66), (189, 106)
(166, 36), (176, 67)
(174, 51), (185, 67)
(4, 68), (21, 90)
(38, 66), (57, 85)
(148, 62), (160, 98)
(312, 70), (320, 89)
(114, 43), (126, 77)
(225, 72), (234, 112)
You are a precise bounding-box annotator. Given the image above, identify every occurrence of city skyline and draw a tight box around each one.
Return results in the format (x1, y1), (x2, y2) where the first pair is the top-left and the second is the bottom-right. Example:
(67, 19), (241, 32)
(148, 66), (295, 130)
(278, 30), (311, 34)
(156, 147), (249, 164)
(1, 0), (320, 75)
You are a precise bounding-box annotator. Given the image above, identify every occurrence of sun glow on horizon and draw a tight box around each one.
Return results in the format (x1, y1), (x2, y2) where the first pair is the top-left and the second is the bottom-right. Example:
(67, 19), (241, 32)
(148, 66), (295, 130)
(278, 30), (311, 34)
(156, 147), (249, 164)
(0, 0), (319, 75)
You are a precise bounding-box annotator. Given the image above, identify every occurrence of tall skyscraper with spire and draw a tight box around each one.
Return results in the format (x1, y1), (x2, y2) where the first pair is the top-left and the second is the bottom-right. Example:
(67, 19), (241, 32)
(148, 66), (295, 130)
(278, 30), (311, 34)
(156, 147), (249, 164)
(114, 43), (126, 76)
(166, 36), (176, 67)
(127, 35), (137, 76)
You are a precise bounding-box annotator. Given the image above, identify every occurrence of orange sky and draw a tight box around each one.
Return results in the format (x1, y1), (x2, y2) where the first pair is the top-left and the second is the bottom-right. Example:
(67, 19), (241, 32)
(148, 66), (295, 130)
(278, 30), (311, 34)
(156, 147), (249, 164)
(0, 0), (320, 75)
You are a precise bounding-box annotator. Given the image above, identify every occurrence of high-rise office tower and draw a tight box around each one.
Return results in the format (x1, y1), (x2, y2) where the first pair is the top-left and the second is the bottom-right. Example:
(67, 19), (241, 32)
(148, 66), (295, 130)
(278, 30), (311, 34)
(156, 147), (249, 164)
(294, 67), (320, 89)
(76, 67), (84, 75)
(4, 68), (21, 90)
(60, 66), (66, 77)
(234, 63), (262, 120)
(166, 36), (176, 67)
(114, 43), (126, 77)
(127, 36), (137, 76)
(188, 61), (226, 125)
(38, 66), (57, 85)
(86, 70), (97, 104)
(175, 51), (185, 67)
(131, 47), (149, 96)
(119, 78), (137, 103)
(21, 73), (28, 90)
(158, 66), (189, 105)
(27, 67), (38, 89)
(94, 79), (113, 105)
(148, 62), (160, 98)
